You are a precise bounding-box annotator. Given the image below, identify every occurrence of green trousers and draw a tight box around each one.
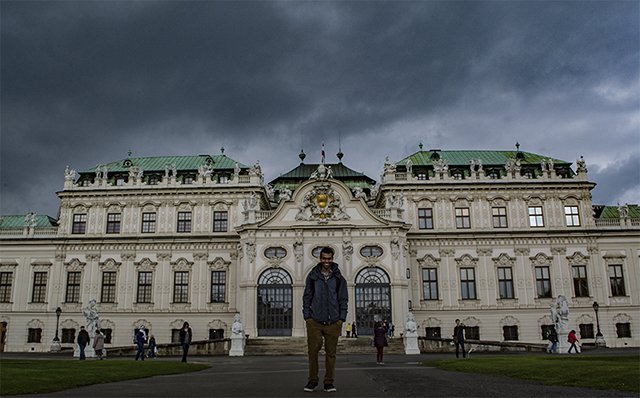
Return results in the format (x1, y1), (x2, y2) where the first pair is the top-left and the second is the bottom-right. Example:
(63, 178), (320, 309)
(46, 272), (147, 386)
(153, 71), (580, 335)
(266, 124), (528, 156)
(306, 318), (342, 384)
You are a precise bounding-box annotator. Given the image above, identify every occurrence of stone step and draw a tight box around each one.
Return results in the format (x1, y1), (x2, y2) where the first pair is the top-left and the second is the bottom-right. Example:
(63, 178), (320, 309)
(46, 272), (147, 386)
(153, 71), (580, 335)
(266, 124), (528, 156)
(245, 336), (406, 356)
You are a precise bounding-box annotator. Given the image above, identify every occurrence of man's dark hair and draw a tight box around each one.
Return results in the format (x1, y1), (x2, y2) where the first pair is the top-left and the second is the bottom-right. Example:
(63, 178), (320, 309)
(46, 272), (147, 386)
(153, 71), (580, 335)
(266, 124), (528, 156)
(320, 247), (334, 257)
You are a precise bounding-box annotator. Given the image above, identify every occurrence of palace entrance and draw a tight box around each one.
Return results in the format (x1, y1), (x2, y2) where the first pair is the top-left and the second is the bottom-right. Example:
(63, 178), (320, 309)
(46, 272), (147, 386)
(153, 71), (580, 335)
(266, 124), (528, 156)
(354, 267), (392, 336)
(257, 269), (293, 336)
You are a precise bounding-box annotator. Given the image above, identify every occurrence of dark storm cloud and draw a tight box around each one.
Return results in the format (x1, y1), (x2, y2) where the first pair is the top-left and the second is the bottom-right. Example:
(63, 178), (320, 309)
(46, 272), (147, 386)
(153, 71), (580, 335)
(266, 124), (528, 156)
(1, 1), (638, 216)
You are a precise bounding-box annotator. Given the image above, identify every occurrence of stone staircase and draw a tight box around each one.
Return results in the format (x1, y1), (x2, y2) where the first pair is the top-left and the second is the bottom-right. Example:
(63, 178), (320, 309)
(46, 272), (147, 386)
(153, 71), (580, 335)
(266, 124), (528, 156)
(245, 336), (405, 356)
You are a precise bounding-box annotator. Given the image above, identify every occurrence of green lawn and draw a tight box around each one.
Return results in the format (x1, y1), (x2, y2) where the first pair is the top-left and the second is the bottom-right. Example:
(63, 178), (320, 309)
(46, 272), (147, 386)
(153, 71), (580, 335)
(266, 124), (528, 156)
(0, 359), (209, 395)
(426, 355), (640, 393)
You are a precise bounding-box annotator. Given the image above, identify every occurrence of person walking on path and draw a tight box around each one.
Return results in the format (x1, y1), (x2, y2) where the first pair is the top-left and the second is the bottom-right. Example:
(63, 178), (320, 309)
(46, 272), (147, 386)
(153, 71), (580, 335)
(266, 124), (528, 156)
(351, 321), (357, 338)
(134, 327), (146, 361)
(373, 321), (388, 364)
(93, 329), (105, 360)
(567, 329), (580, 353)
(179, 322), (193, 363)
(77, 326), (90, 360)
(547, 326), (558, 354)
(345, 322), (352, 338)
(303, 246), (348, 393)
(453, 319), (466, 358)
(148, 334), (157, 358)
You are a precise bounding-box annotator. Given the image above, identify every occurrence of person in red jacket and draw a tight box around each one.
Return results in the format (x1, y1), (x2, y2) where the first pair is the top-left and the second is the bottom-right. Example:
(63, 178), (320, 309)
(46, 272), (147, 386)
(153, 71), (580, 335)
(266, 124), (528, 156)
(567, 329), (580, 353)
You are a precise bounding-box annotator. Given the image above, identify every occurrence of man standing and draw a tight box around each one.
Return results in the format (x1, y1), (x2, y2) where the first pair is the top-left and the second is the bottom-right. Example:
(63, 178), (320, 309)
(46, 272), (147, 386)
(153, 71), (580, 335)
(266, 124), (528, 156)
(134, 327), (146, 361)
(77, 326), (90, 360)
(303, 247), (348, 393)
(453, 319), (466, 358)
(179, 321), (193, 362)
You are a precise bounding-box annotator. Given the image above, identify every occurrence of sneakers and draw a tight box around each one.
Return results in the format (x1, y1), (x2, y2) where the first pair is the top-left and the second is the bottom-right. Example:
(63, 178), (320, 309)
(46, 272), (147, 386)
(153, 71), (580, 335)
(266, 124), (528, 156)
(304, 381), (318, 392)
(324, 384), (337, 392)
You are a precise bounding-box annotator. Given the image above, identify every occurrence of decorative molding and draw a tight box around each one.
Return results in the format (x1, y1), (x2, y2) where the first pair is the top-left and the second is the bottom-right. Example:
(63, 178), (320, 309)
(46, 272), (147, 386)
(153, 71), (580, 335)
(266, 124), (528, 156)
(417, 254), (441, 268)
(566, 252), (589, 266)
(294, 182), (350, 223)
(64, 258), (86, 271)
(612, 313), (632, 323)
(499, 315), (520, 326)
(134, 258), (157, 271)
(476, 248), (493, 257)
(98, 258), (121, 271)
(550, 247), (566, 256)
(455, 254), (478, 268)
(438, 248), (455, 258)
(207, 257), (230, 271)
(157, 252), (172, 261)
(492, 253), (516, 268)
(193, 252), (208, 261)
(121, 253), (136, 261)
(170, 257), (193, 271)
(514, 248), (530, 256)
(529, 252), (552, 267)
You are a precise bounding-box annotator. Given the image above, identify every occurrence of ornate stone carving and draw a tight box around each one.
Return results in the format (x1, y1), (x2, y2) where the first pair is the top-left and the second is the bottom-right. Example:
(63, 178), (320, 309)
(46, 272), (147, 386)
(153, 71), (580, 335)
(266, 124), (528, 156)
(438, 248), (455, 258)
(295, 182), (350, 223)
(193, 252), (208, 261)
(157, 253), (172, 261)
(455, 254), (478, 268)
(530, 252), (552, 267)
(514, 248), (530, 256)
(499, 315), (520, 326)
(566, 252), (589, 266)
(98, 258), (121, 271)
(64, 258), (87, 271)
(551, 247), (566, 256)
(417, 254), (440, 267)
(134, 258), (158, 271)
(493, 253), (516, 268)
(477, 248), (493, 257)
(121, 253), (136, 261)
(170, 258), (194, 271)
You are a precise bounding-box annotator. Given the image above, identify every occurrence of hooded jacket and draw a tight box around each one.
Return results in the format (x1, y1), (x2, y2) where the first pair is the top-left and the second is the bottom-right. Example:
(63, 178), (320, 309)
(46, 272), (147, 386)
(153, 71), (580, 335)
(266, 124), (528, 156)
(303, 262), (348, 323)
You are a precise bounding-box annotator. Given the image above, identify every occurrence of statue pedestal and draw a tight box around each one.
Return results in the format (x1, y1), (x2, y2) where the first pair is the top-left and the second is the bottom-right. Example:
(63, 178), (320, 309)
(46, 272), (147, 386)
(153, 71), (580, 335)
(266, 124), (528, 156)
(595, 334), (606, 348)
(403, 334), (420, 355)
(229, 335), (245, 356)
(557, 330), (569, 354)
(50, 340), (61, 352)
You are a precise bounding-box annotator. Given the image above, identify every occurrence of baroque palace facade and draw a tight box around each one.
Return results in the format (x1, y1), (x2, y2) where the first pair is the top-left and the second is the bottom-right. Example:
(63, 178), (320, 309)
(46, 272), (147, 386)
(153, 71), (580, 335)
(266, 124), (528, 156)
(0, 146), (638, 352)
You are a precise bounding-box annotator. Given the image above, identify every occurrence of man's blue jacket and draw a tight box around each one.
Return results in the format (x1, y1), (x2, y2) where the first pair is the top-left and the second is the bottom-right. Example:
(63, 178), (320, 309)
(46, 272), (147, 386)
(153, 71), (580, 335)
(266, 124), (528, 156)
(303, 262), (348, 323)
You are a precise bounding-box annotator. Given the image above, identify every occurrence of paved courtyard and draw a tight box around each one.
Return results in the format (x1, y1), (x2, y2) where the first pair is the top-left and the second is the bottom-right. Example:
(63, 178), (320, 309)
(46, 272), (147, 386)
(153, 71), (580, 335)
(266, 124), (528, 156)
(3, 350), (638, 397)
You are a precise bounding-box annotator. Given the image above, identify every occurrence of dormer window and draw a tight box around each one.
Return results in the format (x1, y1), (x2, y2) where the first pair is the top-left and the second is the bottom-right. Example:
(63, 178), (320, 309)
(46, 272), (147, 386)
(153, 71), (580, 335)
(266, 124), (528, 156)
(123, 159), (133, 167)
(452, 171), (464, 180)
(184, 175), (194, 184)
(417, 172), (428, 180)
(148, 175), (159, 185)
(489, 171), (500, 179)
(219, 175), (229, 184)
(116, 178), (125, 186)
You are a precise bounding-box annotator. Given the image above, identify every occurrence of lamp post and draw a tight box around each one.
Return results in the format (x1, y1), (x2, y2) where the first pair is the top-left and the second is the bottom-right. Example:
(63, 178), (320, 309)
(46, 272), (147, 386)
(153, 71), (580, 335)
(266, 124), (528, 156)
(592, 302), (606, 347)
(50, 307), (62, 352)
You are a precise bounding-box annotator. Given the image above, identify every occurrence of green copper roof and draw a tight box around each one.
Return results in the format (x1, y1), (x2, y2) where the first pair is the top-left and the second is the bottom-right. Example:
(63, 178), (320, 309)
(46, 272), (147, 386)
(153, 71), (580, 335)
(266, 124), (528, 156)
(397, 150), (571, 167)
(80, 155), (248, 173)
(270, 163), (375, 185)
(595, 205), (640, 219)
(0, 215), (57, 228)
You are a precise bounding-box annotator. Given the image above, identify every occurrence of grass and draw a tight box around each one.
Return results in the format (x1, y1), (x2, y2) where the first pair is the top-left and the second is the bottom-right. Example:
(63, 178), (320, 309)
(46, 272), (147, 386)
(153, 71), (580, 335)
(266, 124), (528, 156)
(425, 355), (640, 393)
(0, 359), (209, 395)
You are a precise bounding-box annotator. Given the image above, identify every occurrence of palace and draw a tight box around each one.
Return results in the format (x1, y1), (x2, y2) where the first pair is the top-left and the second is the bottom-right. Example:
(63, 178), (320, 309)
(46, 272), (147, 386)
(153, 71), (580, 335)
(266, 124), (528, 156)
(0, 146), (638, 352)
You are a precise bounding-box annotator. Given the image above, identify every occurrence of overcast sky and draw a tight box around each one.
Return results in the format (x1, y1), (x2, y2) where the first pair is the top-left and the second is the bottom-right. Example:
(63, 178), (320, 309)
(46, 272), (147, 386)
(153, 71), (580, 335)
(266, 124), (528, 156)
(1, 1), (638, 217)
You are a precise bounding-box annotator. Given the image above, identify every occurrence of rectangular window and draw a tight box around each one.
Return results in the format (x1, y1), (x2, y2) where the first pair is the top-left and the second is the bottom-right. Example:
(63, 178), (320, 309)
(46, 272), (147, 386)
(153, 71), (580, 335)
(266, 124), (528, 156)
(503, 325), (519, 341)
(460, 268), (476, 300)
(103, 328), (113, 344)
(417, 173), (427, 180)
(141, 212), (157, 233)
(171, 329), (181, 343)
(177, 211), (192, 233)
(609, 265), (626, 296)
(106, 213), (121, 234)
(211, 271), (226, 303)
(535, 266), (552, 298)
(492, 207), (508, 228)
(0, 272), (13, 303)
(61, 328), (76, 344)
(418, 208), (434, 229)
(213, 211), (228, 232)
(497, 267), (514, 299)
(564, 205), (580, 227)
(541, 324), (554, 340)
(27, 328), (42, 343)
(32, 272), (47, 303)
(101, 272), (117, 303)
(465, 326), (480, 340)
(65, 271), (81, 303)
(425, 327), (441, 338)
(455, 207), (471, 229)
(72, 214), (87, 234)
(136, 271), (153, 303)
(422, 268), (439, 300)
(173, 271), (189, 303)
(572, 266), (589, 297)
(616, 322), (631, 338)
(579, 323), (594, 339)
(528, 206), (544, 227)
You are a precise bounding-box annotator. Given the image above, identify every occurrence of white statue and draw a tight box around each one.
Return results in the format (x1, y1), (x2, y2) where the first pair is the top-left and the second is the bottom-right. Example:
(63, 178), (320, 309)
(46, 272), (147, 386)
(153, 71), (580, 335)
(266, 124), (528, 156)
(405, 312), (418, 336)
(352, 187), (367, 200)
(82, 299), (101, 338)
(326, 166), (333, 179)
(234, 162), (241, 178)
(24, 212), (37, 228)
(576, 156), (587, 173)
(555, 295), (569, 331)
(232, 313), (244, 335)
(619, 204), (629, 219)
(265, 184), (275, 201)
(171, 163), (177, 178)
(279, 187), (292, 202)
(64, 165), (76, 181)
(383, 156), (396, 174)
(165, 163), (170, 178)
(248, 192), (258, 210)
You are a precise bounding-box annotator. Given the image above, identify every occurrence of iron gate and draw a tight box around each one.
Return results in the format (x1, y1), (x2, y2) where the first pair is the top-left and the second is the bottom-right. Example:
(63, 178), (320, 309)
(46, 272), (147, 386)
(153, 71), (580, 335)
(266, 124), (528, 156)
(355, 267), (392, 336)
(257, 269), (293, 336)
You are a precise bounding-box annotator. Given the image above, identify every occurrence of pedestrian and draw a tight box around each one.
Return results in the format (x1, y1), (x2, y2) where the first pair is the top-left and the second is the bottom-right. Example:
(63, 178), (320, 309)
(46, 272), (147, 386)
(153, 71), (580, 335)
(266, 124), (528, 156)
(453, 319), (466, 358)
(373, 321), (388, 364)
(547, 326), (558, 354)
(303, 247), (348, 393)
(345, 322), (352, 338)
(134, 326), (146, 361)
(179, 321), (193, 362)
(351, 321), (357, 338)
(148, 334), (157, 358)
(388, 322), (395, 338)
(93, 329), (105, 360)
(567, 329), (580, 353)
(77, 326), (90, 360)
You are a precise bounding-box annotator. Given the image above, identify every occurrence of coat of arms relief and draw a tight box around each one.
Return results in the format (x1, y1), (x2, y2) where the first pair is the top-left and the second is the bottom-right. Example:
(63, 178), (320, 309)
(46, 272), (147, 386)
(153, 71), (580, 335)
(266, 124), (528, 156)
(295, 182), (350, 224)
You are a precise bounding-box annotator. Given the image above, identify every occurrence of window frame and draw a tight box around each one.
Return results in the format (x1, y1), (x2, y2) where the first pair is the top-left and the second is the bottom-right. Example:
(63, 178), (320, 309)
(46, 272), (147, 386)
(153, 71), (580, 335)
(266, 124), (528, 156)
(0, 271), (13, 303)
(455, 207), (471, 229)
(72, 213), (87, 234)
(503, 325), (519, 341)
(141, 212), (157, 233)
(572, 265), (589, 298)
(64, 271), (81, 303)
(422, 268), (439, 300)
(608, 265), (626, 296)
(418, 208), (434, 230)
(177, 211), (192, 233)
(211, 270), (226, 303)
(492, 207), (508, 228)
(27, 328), (42, 343)
(31, 271), (47, 303)
(136, 271), (153, 303)
(101, 271), (117, 303)
(528, 206), (544, 227)
(459, 267), (476, 300)
(213, 211), (228, 233)
(497, 267), (514, 299)
(535, 266), (552, 298)
(564, 205), (581, 227)
(173, 271), (190, 303)
(106, 212), (121, 234)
